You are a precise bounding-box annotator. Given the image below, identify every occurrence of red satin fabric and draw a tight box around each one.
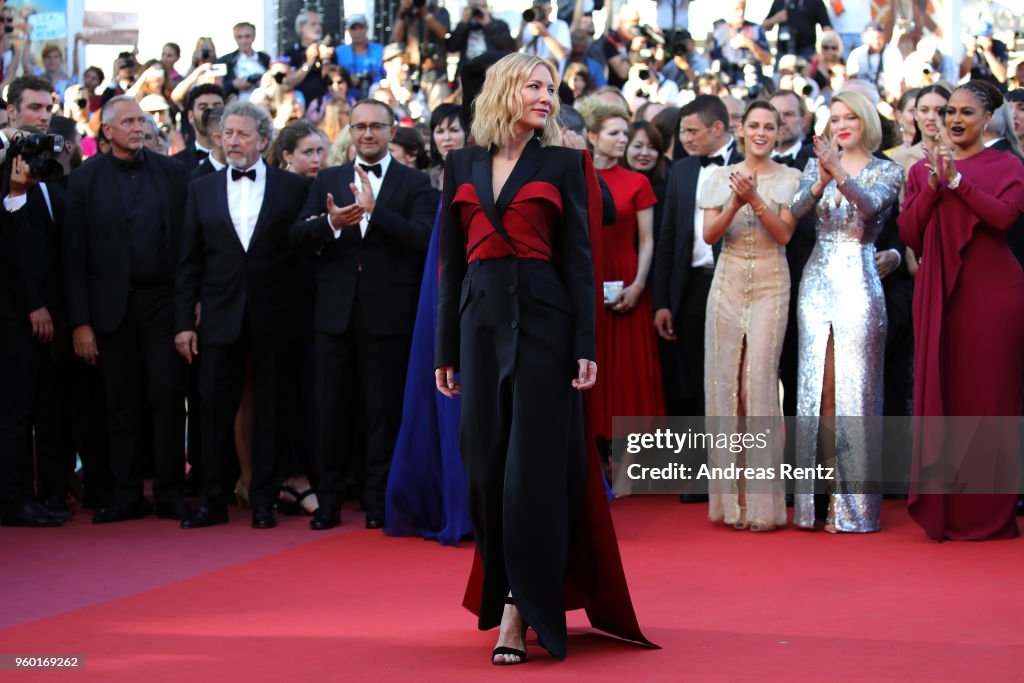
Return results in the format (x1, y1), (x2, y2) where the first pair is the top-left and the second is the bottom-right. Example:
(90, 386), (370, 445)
(451, 182), (562, 261)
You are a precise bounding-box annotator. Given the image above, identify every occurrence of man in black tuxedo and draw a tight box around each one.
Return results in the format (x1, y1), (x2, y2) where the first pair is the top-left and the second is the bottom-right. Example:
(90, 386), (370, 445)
(291, 99), (437, 530)
(19, 116), (88, 519)
(176, 102), (309, 529)
(0, 76), (71, 526)
(64, 96), (190, 523)
(653, 95), (740, 503)
(771, 89), (815, 420)
(217, 22), (271, 101)
(654, 95), (741, 419)
(172, 84), (224, 171)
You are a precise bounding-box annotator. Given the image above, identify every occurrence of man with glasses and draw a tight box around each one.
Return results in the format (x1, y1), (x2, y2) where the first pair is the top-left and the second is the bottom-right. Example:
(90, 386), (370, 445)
(291, 100), (437, 532)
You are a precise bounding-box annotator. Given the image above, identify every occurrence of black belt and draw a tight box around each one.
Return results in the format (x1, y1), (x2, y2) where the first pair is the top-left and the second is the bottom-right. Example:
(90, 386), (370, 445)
(694, 265), (716, 275)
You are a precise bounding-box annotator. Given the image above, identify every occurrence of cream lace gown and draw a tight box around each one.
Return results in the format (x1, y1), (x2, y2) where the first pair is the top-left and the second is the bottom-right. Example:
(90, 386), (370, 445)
(701, 164), (801, 530)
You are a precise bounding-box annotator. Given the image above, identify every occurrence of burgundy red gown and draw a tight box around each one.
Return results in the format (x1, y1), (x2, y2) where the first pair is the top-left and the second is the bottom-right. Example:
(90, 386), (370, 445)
(591, 164), (665, 440)
(898, 147), (1024, 541)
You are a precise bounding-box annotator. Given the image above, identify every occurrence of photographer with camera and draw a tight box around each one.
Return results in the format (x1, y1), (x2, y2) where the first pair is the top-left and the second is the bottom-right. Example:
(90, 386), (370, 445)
(392, 0), (452, 110)
(763, 0), (831, 62)
(519, 0), (570, 63)
(622, 54), (679, 109)
(0, 75), (74, 526)
(710, 0), (772, 87)
(99, 50), (139, 107)
(660, 29), (709, 90)
(846, 21), (902, 104)
(217, 22), (271, 102)
(284, 10), (337, 108)
(334, 15), (385, 100)
(446, 0), (514, 80)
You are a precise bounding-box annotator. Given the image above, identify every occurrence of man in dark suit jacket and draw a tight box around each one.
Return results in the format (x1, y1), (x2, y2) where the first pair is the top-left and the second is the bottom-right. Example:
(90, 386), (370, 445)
(64, 96), (190, 523)
(654, 95), (742, 419)
(172, 84), (224, 171)
(653, 95), (741, 503)
(291, 99), (437, 530)
(217, 22), (272, 101)
(190, 107), (227, 182)
(176, 102), (309, 529)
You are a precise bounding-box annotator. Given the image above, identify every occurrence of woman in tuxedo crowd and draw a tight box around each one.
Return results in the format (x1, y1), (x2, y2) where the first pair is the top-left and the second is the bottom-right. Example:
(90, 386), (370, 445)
(434, 52), (653, 664)
(899, 80), (1024, 541)
(701, 100), (801, 531)
(790, 90), (903, 533)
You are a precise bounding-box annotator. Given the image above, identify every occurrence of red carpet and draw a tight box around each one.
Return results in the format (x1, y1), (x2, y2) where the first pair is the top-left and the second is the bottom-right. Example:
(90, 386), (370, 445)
(1, 498), (1021, 681)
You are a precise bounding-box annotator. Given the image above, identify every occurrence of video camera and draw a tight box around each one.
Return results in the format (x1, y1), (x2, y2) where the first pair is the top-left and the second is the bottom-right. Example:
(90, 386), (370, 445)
(7, 133), (65, 182)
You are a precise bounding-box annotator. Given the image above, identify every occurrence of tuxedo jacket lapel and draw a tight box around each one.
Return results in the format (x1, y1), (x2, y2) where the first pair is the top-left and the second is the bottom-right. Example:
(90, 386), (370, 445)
(215, 171), (246, 253)
(470, 148), (517, 251)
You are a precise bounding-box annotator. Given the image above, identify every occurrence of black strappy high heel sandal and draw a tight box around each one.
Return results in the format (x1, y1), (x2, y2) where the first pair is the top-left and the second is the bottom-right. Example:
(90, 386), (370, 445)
(491, 597), (527, 665)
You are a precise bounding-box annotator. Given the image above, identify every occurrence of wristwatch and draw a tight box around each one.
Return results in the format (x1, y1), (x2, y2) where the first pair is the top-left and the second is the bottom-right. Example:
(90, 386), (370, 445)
(948, 172), (962, 191)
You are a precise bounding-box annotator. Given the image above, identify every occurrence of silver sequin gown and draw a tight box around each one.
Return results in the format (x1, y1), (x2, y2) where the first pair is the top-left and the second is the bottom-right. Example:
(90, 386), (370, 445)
(789, 157), (903, 532)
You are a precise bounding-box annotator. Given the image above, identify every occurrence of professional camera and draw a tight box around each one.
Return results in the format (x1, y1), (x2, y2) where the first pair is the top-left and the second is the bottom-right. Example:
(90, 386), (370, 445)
(471, 7), (484, 19)
(413, 0), (427, 8)
(199, 48), (212, 60)
(629, 24), (665, 48)
(7, 133), (65, 182)
(352, 70), (373, 94)
(419, 42), (442, 66)
(523, 7), (537, 22)
(664, 29), (692, 59)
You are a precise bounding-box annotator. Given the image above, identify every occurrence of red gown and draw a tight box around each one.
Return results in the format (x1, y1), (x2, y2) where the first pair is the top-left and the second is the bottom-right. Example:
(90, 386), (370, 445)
(898, 148), (1024, 541)
(591, 164), (665, 439)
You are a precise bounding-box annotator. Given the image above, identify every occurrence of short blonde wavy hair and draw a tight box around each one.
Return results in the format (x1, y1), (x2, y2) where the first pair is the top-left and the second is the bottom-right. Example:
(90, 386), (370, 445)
(471, 53), (562, 149)
(575, 95), (630, 135)
(826, 90), (882, 153)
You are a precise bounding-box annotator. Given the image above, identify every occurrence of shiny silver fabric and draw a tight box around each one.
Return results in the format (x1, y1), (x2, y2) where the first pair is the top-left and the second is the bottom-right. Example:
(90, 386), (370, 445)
(789, 157), (903, 532)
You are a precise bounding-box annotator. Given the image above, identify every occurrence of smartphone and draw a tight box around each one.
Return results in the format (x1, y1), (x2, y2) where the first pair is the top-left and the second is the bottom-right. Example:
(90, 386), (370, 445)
(208, 63), (228, 77)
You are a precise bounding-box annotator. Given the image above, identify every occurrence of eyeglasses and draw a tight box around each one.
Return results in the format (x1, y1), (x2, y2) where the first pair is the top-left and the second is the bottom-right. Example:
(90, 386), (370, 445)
(350, 122), (392, 133)
(822, 44), (840, 50)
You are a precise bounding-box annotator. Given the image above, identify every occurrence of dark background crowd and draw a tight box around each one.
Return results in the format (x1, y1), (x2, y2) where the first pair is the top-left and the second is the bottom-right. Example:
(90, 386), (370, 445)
(1, 0), (1023, 529)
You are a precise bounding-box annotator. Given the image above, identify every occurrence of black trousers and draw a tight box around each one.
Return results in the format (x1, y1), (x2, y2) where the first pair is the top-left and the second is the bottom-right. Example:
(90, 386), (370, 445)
(677, 269), (715, 417)
(0, 317), (38, 507)
(32, 338), (76, 501)
(198, 321), (286, 508)
(96, 287), (185, 507)
(457, 257), (587, 660)
(313, 293), (411, 514)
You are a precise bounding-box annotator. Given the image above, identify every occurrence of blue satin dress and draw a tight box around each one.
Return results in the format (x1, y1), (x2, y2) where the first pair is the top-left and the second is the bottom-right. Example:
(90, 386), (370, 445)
(384, 205), (473, 546)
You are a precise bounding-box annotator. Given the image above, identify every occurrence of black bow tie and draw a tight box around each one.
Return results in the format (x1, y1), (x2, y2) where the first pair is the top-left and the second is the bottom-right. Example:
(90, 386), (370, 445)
(701, 155), (725, 167)
(359, 162), (382, 178)
(231, 168), (257, 182)
(196, 148), (210, 161)
(112, 152), (145, 172)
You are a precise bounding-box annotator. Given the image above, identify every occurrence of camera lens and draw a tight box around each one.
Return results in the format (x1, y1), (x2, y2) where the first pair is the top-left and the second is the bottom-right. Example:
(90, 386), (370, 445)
(413, 0), (426, 7)
(273, 72), (286, 84)
(522, 8), (536, 22)
(638, 68), (651, 81)
(471, 8), (483, 18)
(76, 98), (87, 108)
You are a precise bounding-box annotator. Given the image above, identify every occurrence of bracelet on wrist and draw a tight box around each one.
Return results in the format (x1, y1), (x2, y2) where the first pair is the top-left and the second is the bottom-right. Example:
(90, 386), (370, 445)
(752, 203), (767, 217)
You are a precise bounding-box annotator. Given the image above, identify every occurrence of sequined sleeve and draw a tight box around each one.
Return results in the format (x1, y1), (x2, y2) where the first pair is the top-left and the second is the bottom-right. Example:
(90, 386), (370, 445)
(838, 158), (903, 221)
(790, 158), (821, 220)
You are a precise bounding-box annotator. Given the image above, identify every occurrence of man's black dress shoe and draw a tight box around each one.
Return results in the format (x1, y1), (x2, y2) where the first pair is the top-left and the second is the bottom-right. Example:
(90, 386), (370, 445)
(40, 495), (73, 521)
(678, 494), (709, 503)
(155, 500), (191, 520)
(181, 504), (229, 529)
(2, 501), (66, 527)
(252, 505), (277, 529)
(92, 500), (147, 524)
(365, 510), (384, 529)
(310, 507), (340, 530)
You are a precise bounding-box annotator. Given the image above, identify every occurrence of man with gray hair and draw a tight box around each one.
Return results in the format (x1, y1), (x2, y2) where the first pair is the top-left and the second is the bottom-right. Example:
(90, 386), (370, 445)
(63, 94), (191, 523)
(175, 100), (310, 530)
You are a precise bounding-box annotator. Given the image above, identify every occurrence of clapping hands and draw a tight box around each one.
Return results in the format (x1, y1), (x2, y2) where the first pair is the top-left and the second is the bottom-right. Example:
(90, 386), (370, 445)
(922, 144), (957, 192)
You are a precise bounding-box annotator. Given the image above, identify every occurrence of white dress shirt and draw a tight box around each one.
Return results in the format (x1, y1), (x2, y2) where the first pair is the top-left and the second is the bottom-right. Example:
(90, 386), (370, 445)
(693, 139), (733, 266)
(209, 155), (226, 172)
(332, 153), (392, 238)
(227, 158), (266, 252)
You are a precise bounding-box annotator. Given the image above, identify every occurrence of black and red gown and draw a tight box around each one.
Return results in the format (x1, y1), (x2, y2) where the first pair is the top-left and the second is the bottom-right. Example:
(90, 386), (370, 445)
(898, 147), (1024, 541)
(436, 138), (655, 658)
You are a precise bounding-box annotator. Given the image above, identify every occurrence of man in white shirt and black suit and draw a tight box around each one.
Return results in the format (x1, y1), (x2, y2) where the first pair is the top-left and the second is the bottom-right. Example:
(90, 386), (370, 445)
(175, 102), (310, 529)
(291, 99), (437, 531)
